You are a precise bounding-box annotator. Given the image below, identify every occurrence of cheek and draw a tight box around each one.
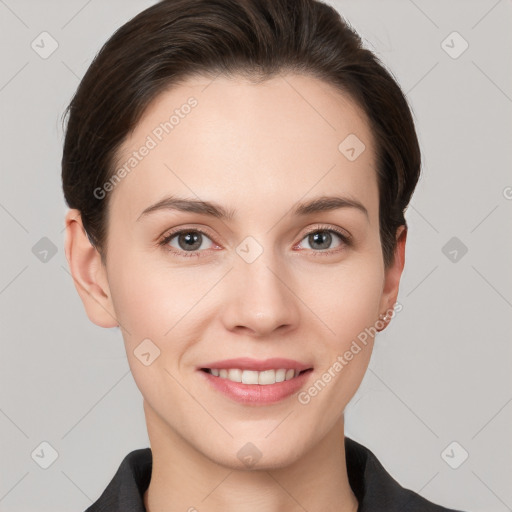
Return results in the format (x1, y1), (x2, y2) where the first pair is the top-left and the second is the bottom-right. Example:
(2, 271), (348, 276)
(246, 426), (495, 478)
(107, 248), (191, 332)
(106, 256), (190, 395)
(299, 265), (383, 415)
(108, 235), (384, 342)
(304, 255), (383, 399)
(309, 255), (384, 341)
(106, 251), (215, 375)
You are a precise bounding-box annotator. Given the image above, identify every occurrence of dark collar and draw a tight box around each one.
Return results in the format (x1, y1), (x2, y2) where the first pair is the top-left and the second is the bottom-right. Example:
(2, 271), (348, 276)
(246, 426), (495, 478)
(84, 436), (464, 512)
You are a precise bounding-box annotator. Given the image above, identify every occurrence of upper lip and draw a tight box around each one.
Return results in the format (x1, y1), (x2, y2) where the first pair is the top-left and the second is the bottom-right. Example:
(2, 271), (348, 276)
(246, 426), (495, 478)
(198, 357), (313, 372)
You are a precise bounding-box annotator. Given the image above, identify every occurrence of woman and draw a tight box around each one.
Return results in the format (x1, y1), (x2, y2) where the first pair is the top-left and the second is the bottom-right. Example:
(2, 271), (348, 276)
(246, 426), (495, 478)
(62, 0), (467, 510)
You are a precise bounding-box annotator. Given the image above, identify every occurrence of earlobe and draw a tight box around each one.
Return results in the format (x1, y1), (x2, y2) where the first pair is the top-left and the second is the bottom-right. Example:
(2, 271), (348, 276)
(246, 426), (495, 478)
(377, 225), (407, 331)
(64, 209), (119, 328)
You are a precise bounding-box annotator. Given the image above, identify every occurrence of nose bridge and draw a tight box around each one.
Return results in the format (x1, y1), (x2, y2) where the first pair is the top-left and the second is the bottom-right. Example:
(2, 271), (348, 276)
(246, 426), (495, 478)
(222, 236), (299, 334)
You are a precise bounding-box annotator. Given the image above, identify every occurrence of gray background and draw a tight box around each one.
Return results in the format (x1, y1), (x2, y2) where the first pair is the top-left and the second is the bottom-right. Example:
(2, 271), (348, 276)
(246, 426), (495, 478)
(0, 0), (511, 511)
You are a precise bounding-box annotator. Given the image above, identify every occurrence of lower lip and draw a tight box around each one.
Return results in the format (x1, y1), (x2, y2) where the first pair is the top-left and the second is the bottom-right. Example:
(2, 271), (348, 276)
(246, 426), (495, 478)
(199, 369), (313, 405)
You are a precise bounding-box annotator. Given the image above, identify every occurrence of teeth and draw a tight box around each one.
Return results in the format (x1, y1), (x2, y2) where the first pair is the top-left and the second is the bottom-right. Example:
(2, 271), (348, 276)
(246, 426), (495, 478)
(228, 369), (242, 382)
(207, 368), (301, 385)
(275, 369), (286, 382)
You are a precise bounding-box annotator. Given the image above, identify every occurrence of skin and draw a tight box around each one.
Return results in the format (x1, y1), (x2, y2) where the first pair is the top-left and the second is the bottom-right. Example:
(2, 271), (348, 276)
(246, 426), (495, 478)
(65, 72), (406, 512)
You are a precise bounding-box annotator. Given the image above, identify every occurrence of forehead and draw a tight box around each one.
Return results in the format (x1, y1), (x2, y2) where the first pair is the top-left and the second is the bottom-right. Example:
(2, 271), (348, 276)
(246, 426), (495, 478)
(109, 72), (378, 223)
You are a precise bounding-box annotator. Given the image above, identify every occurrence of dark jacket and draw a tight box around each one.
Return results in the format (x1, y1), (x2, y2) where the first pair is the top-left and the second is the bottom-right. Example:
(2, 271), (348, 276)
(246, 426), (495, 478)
(84, 436), (466, 511)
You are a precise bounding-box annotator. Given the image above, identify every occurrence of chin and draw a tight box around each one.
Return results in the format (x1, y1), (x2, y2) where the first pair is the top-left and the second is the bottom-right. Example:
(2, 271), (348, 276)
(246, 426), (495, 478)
(203, 437), (306, 472)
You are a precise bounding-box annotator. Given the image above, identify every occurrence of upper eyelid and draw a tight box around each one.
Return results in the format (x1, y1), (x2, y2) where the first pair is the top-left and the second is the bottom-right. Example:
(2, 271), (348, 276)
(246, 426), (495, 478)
(161, 225), (218, 244)
(160, 224), (350, 248)
(295, 227), (350, 251)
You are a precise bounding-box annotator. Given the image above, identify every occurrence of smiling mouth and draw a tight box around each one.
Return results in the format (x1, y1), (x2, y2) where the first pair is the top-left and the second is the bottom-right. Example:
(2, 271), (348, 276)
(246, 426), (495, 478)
(200, 368), (313, 385)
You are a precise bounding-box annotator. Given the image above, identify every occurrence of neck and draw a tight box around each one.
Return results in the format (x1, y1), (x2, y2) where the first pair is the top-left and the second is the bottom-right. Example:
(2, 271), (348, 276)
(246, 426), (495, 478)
(142, 401), (358, 512)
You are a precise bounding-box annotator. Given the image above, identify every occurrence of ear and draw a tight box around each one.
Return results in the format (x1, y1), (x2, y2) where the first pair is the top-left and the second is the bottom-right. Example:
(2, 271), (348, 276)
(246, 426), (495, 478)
(64, 209), (118, 328)
(377, 225), (407, 329)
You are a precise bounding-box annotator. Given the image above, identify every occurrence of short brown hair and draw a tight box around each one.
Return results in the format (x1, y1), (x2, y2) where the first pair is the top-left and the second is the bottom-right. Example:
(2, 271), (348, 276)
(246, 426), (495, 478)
(61, 0), (421, 268)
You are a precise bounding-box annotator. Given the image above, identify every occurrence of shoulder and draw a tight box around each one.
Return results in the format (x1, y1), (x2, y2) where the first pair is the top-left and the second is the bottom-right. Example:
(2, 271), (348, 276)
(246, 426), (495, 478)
(84, 448), (152, 512)
(345, 436), (467, 512)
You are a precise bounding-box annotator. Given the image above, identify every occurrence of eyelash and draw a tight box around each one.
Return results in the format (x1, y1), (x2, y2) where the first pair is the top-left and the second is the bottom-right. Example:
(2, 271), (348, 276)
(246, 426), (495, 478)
(158, 224), (352, 259)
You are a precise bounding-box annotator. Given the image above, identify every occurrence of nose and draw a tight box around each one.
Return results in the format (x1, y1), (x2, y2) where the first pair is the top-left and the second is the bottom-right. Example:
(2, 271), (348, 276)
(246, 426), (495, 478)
(220, 249), (301, 338)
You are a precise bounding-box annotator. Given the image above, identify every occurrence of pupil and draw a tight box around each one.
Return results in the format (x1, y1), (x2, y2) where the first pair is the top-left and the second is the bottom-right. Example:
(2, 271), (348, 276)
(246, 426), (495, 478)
(177, 231), (332, 252)
(310, 231), (331, 250)
(179, 232), (201, 251)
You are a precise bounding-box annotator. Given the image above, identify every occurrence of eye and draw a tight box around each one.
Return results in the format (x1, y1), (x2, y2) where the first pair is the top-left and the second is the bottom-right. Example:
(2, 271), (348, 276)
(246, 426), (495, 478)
(159, 228), (218, 258)
(158, 224), (351, 258)
(296, 225), (351, 255)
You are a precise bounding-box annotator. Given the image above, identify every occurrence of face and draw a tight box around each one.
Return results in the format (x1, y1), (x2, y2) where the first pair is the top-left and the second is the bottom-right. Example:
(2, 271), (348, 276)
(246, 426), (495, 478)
(69, 72), (404, 469)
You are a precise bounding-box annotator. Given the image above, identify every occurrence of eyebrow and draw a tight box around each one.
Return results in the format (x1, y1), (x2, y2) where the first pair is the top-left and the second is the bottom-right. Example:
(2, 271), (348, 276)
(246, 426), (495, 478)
(136, 194), (369, 222)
